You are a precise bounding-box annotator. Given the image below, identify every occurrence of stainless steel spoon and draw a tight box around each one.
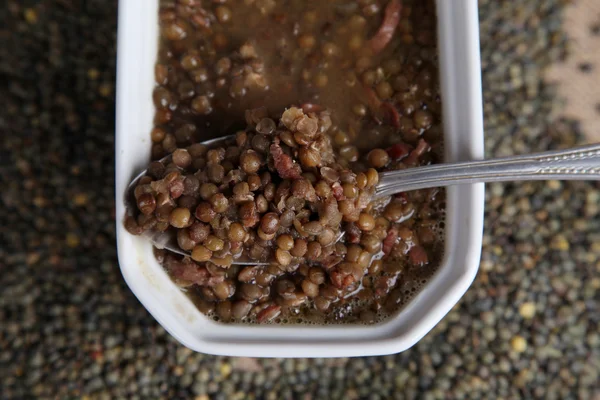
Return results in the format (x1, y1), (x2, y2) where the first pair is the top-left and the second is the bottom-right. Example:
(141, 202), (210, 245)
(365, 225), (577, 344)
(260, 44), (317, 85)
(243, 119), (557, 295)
(375, 142), (600, 198)
(127, 137), (600, 264)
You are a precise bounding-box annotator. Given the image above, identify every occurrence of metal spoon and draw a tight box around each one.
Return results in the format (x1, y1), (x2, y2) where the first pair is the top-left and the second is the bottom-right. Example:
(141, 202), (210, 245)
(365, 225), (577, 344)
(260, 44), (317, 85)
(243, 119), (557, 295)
(375, 142), (600, 198)
(127, 137), (600, 264)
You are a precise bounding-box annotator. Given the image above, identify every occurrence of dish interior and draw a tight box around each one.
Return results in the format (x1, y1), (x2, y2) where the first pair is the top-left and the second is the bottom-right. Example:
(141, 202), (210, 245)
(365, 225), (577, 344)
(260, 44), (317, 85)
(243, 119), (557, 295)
(115, 0), (484, 357)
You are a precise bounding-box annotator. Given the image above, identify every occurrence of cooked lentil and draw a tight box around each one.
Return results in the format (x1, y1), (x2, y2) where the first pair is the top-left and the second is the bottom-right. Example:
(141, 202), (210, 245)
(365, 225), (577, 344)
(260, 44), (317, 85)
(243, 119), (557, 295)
(125, 0), (445, 324)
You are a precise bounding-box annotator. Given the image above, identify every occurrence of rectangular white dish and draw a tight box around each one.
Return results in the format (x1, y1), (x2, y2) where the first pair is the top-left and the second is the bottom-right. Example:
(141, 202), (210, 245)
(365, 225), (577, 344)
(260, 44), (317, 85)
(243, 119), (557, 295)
(115, 0), (484, 357)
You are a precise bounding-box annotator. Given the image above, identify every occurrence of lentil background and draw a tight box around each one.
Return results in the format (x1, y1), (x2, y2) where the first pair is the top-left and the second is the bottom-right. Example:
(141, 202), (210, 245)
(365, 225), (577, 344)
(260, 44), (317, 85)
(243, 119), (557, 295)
(1, 0), (599, 399)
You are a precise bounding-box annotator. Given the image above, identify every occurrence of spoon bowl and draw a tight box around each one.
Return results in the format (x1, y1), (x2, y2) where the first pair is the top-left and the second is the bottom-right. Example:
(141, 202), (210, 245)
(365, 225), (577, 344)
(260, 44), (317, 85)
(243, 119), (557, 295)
(125, 135), (273, 264)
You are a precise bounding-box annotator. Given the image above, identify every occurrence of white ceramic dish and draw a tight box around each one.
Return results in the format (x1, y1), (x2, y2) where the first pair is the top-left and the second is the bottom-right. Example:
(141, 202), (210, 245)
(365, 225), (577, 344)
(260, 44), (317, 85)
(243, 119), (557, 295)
(115, 0), (484, 357)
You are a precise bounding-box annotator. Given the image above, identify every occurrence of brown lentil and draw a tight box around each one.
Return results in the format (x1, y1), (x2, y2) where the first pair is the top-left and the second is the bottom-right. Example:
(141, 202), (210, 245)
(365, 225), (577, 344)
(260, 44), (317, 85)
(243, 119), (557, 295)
(191, 245), (212, 262)
(275, 249), (292, 266)
(297, 34), (316, 49)
(290, 239), (308, 257)
(209, 193), (229, 213)
(306, 241), (322, 260)
(215, 6), (232, 23)
(169, 207), (191, 228)
(151, 127), (166, 143)
(191, 95), (212, 115)
(240, 150), (261, 174)
(357, 213), (376, 231)
(199, 183), (218, 200)
(189, 222), (210, 243)
(367, 149), (390, 169)
(260, 213), (280, 235)
(195, 202), (216, 223)
(216, 301), (232, 321)
(276, 234), (295, 251)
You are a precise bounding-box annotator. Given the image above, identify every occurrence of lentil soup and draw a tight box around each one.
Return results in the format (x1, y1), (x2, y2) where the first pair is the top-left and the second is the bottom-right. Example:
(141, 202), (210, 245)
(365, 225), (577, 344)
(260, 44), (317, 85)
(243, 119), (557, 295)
(125, 0), (445, 324)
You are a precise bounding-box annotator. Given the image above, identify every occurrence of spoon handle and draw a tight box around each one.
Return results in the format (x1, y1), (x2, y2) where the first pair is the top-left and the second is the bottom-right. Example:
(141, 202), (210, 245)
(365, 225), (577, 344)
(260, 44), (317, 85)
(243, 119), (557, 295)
(375, 143), (600, 198)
